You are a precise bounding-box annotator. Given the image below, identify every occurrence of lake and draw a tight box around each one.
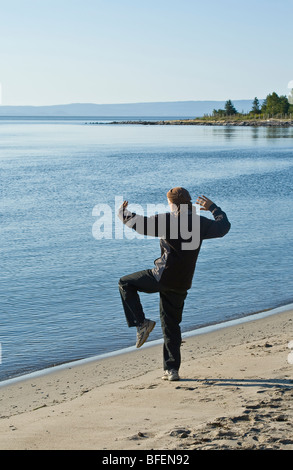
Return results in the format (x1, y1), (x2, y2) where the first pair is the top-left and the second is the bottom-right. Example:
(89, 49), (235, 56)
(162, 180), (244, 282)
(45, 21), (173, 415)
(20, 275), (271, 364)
(1, 118), (293, 381)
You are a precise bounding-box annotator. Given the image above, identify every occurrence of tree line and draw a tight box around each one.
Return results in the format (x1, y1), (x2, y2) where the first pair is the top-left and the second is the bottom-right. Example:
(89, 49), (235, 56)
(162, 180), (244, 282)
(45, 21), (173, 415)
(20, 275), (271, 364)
(212, 92), (293, 118)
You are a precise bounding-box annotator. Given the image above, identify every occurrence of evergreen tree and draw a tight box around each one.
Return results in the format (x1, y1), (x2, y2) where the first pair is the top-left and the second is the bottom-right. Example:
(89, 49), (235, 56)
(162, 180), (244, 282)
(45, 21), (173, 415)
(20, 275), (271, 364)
(279, 95), (289, 114)
(261, 98), (267, 113)
(261, 92), (289, 115)
(224, 100), (237, 115)
(251, 97), (260, 114)
(267, 92), (280, 114)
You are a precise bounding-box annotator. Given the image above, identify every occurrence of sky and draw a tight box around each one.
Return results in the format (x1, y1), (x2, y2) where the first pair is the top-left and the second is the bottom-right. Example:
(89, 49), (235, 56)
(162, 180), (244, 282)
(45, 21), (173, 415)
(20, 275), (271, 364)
(0, 0), (292, 106)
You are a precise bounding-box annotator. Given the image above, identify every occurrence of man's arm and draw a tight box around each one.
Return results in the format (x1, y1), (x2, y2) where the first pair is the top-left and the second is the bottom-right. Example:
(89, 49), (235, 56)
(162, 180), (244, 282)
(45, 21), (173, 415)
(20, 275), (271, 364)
(118, 200), (168, 237)
(197, 195), (231, 239)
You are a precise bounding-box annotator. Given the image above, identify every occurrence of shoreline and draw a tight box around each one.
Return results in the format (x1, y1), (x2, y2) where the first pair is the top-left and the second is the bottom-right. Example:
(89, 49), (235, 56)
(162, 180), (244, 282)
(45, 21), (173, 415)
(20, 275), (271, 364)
(1, 302), (293, 388)
(1, 302), (292, 389)
(0, 302), (292, 449)
(92, 118), (293, 127)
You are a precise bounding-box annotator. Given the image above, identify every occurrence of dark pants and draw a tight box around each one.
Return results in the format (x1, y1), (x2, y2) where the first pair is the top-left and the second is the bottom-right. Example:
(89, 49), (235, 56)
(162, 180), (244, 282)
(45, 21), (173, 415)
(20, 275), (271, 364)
(118, 269), (187, 371)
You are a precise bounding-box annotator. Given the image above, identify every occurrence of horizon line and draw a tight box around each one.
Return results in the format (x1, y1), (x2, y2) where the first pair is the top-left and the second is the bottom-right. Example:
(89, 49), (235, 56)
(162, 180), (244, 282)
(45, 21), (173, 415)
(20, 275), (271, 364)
(0, 98), (259, 108)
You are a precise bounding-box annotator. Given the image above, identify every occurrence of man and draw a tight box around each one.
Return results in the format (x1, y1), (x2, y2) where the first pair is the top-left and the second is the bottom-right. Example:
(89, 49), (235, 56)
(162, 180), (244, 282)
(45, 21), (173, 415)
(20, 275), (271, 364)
(118, 188), (231, 381)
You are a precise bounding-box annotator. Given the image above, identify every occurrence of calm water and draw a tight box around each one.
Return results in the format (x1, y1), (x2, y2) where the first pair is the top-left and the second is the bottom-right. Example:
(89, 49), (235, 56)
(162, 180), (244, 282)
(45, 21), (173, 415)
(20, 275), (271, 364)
(1, 118), (293, 381)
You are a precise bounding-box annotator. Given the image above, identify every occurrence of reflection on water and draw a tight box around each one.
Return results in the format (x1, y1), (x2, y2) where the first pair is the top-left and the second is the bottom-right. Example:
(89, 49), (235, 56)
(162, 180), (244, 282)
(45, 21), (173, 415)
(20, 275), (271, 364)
(211, 125), (293, 141)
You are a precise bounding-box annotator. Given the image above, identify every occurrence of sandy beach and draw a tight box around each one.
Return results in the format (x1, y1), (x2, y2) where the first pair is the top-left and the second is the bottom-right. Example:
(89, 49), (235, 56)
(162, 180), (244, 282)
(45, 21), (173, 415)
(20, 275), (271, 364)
(0, 306), (292, 451)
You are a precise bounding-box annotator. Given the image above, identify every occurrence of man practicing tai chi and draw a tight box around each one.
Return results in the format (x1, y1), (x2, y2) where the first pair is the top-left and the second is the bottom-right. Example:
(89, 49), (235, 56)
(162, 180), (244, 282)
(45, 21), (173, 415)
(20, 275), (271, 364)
(118, 188), (231, 381)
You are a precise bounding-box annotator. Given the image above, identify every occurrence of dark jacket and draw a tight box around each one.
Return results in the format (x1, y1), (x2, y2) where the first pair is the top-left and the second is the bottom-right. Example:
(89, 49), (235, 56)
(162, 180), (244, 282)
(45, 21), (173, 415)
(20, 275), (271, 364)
(118, 203), (231, 291)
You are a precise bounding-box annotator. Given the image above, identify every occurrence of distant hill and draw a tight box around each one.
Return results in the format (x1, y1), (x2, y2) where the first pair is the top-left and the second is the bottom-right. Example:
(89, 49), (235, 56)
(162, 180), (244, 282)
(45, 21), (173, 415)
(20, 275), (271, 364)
(0, 100), (258, 117)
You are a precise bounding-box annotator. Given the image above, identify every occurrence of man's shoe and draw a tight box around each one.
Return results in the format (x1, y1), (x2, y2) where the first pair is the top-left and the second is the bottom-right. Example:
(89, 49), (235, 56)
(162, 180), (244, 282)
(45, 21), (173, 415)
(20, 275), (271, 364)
(161, 369), (180, 381)
(136, 319), (156, 348)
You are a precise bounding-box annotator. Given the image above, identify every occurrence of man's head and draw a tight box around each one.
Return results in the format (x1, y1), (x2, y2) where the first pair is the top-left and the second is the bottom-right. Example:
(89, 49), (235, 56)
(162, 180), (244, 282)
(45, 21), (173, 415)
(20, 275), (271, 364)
(167, 187), (191, 210)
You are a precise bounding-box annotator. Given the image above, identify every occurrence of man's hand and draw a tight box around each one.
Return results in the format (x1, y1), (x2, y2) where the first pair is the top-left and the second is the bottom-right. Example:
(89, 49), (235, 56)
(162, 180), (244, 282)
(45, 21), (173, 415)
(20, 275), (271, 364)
(196, 195), (214, 211)
(120, 200), (129, 210)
